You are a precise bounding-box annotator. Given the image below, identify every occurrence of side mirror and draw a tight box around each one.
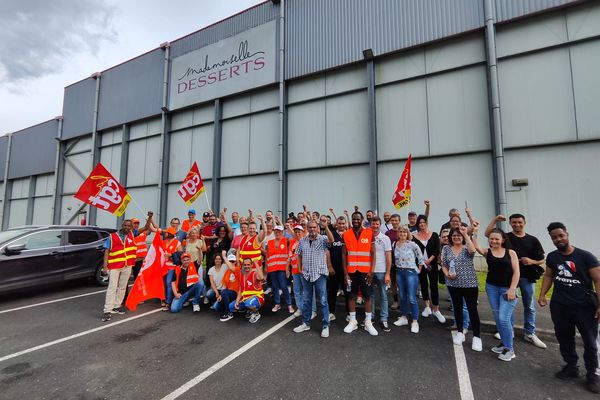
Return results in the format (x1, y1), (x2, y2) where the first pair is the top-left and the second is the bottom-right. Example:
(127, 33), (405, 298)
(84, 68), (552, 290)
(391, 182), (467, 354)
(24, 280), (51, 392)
(5, 243), (26, 255)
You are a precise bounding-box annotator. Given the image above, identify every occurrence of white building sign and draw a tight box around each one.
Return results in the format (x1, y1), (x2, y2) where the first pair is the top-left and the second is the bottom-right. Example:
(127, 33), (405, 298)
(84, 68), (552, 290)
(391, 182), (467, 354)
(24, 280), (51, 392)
(169, 20), (277, 110)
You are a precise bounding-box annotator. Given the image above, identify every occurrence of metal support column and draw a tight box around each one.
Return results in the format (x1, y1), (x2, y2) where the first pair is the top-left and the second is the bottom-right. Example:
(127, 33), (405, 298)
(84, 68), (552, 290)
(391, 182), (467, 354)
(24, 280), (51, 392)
(277, 0), (287, 218)
(1, 133), (13, 229)
(89, 72), (102, 225)
(364, 50), (379, 213)
(483, 0), (508, 227)
(211, 99), (223, 213)
(118, 124), (131, 227)
(158, 42), (171, 227)
(52, 117), (64, 224)
(25, 176), (36, 225)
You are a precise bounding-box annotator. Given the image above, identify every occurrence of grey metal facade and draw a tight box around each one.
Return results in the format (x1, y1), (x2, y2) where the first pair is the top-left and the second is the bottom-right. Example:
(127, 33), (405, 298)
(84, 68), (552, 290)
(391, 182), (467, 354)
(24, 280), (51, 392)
(495, 0), (581, 22)
(61, 78), (96, 139)
(0, 136), (7, 181)
(97, 49), (165, 130)
(8, 120), (58, 179)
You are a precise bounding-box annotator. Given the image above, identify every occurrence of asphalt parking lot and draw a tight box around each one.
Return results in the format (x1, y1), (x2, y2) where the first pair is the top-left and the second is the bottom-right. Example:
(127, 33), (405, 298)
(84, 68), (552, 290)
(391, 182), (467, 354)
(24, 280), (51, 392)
(0, 281), (597, 400)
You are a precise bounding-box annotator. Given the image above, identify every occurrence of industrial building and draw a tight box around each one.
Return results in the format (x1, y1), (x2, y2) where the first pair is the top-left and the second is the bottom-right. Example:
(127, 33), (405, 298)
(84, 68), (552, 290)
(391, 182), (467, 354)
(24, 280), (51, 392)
(1, 0), (599, 252)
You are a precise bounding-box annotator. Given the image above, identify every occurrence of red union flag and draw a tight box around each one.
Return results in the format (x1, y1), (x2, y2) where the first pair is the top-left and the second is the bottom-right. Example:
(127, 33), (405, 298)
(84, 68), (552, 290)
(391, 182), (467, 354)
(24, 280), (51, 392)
(74, 163), (131, 216)
(178, 162), (205, 205)
(392, 154), (412, 210)
(125, 232), (167, 311)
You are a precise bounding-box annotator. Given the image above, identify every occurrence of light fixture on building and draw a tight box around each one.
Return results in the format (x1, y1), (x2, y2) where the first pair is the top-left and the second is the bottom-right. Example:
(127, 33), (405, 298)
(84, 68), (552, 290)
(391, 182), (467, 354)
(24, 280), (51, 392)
(90, 72), (101, 79)
(161, 106), (169, 112)
(362, 48), (374, 61)
(511, 178), (529, 187)
(160, 42), (170, 49)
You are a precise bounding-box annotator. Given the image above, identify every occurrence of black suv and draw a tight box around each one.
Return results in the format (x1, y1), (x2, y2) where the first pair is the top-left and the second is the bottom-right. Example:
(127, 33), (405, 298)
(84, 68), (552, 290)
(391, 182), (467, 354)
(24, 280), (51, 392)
(0, 225), (116, 294)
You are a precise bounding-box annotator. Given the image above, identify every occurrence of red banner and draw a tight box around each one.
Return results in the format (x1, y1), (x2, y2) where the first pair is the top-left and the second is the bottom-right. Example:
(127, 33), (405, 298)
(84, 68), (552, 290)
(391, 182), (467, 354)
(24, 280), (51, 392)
(74, 163), (131, 217)
(125, 232), (167, 311)
(392, 154), (412, 210)
(177, 162), (205, 205)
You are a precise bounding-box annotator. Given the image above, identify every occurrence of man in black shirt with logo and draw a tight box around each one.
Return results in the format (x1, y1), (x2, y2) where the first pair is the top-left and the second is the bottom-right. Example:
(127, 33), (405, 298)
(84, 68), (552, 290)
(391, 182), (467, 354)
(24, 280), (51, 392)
(485, 213), (547, 348)
(539, 222), (600, 394)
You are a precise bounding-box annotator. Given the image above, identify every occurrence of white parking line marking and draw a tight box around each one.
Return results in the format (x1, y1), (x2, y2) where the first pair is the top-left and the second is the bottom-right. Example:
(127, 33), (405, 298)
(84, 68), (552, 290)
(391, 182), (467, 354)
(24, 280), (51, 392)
(161, 314), (296, 400)
(451, 331), (475, 400)
(0, 289), (108, 314)
(0, 308), (162, 363)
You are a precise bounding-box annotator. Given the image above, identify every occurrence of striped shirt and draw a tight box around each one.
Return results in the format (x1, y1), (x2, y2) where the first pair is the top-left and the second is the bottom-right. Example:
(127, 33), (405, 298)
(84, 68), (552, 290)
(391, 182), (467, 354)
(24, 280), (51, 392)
(297, 234), (329, 282)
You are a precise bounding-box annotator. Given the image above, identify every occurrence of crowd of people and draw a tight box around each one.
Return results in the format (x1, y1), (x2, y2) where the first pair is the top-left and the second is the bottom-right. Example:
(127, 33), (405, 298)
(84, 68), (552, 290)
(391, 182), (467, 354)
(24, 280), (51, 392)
(99, 203), (600, 394)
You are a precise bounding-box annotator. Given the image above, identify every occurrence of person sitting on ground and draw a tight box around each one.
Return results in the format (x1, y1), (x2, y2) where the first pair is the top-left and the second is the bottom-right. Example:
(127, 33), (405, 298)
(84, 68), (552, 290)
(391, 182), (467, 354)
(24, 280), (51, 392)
(206, 253), (229, 312)
(170, 253), (203, 313)
(227, 257), (265, 324)
(219, 251), (242, 322)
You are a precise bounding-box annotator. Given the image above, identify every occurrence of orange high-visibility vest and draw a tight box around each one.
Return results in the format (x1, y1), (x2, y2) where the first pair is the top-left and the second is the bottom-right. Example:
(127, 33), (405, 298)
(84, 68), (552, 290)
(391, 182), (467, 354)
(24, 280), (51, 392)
(107, 232), (136, 270)
(241, 269), (264, 303)
(289, 238), (300, 275)
(174, 263), (200, 288)
(182, 219), (201, 233)
(343, 228), (373, 273)
(163, 239), (181, 270)
(134, 232), (148, 259)
(239, 235), (262, 266)
(267, 238), (288, 273)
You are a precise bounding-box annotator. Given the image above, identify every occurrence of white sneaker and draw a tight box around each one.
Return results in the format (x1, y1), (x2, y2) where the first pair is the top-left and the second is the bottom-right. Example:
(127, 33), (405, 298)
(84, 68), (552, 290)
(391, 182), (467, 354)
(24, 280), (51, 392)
(453, 331), (465, 345)
(393, 316), (408, 327)
(311, 311), (317, 320)
(346, 314), (350, 322)
(293, 309), (302, 317)
(411, 321), (419, 334)
(433, 310), (446, 324)
(293, 323), (310, 333)
(472, 336), (482, 352)
(329, 313), (336, 321)
(421, 307), (432, 318)
(321, 327), (330, 338)
(264, 287), (273, 295)
(524, 333), (547, 349)
(192, 304), (200, 312)
(288, 305), (295, 314)
(271, 304), (281, 312)
(203, 297), (209, 305)
(494, 332), (501, 340)
(364, 321), (379, 336)
(249, 312), (261, 324)
(344, 320), (358, 333)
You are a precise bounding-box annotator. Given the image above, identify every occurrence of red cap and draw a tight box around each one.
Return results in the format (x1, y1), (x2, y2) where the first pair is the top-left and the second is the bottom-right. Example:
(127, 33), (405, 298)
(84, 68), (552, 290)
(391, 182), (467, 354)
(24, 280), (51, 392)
(181, 253), (191, 260)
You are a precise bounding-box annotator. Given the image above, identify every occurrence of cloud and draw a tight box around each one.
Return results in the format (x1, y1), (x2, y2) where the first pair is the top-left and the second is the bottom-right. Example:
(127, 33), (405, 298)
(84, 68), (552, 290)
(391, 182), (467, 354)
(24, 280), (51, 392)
(0, 0), (117, 88)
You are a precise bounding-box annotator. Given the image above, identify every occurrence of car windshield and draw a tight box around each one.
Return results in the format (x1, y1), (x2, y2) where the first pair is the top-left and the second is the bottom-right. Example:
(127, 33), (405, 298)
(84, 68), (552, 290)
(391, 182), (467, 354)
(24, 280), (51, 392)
(0, 229), (37, 245)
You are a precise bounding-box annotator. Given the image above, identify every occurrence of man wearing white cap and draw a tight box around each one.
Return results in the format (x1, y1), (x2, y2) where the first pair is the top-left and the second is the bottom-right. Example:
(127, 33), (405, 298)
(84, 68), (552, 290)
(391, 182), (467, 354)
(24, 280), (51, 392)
(266, 225), (294, 314)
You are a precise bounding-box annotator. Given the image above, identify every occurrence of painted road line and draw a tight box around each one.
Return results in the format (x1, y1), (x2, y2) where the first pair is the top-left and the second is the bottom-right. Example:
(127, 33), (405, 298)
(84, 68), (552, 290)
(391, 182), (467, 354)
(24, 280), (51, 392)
(451, 331), (475, 400)
(0, 289), (108, 315)
(161, 314), (296, 400)
(0, 308), (163, 363)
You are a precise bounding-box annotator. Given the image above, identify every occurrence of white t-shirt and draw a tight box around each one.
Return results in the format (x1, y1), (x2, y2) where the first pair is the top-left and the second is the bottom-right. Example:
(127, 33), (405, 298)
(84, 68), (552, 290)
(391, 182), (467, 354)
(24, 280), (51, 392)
(373, 231), (392, 273)
(208, 265), (227, 290)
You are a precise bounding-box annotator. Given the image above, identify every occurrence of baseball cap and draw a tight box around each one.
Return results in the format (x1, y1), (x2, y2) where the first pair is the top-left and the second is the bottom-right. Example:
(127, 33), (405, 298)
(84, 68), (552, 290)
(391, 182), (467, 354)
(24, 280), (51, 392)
(165, 227), (177, 235)
(274, 225), (284, 231)
(188, 209), (196, 215)
(181, 253), (191, 259)
(131, 218), (140, 223)
(227, 254), (237, 261)
(203, 212), (210, 217)
(293, 225), (304, 231)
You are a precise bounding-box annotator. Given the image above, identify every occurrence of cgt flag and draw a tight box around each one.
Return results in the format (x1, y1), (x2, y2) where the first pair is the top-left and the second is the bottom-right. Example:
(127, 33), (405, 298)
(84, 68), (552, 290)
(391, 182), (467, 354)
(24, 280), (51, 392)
(392, 154), (412, 210)
(125, 232), (167, 311)
(74, 163), (131, 216)
(178, 162), (205, 205)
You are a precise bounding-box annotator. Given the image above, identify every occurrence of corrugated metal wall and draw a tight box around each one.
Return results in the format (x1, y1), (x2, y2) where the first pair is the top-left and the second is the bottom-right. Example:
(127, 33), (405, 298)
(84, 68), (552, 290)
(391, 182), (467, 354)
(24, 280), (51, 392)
(97, 49), (165, 130)
(61, 78), (96, 140)
(495, 0), (580, 22)
(169, 1), (278, 58)
(0, 136), (7, 181)
(8, 120), (58, 179)
(285, 0), (484, 79)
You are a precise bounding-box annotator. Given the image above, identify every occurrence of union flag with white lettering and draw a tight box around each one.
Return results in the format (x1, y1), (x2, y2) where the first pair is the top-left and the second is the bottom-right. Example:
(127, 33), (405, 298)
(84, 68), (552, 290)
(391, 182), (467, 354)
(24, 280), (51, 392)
(392, 154), (412, 210)
(178, 162), (205, 205)
(74, 163), (131, 216)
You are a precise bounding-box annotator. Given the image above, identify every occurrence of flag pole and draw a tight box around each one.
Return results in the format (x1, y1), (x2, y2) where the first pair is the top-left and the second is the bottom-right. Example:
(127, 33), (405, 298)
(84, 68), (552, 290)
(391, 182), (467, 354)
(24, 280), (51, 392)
(204, 190), (211, 213)
(129, 195), (146, 217)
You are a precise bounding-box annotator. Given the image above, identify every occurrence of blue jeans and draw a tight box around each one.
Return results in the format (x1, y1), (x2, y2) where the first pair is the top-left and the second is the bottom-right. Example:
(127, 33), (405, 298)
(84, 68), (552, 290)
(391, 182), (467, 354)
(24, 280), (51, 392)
(370, 272), (389, 322)
(170, 282), (204, 313)
(293, 274), (315, 313)
(164, 270), (176, 304)
(269, 270), (292, 306)
(486, 283), (518, 350)
(513, 278), (536, 335)
(301, 275), (329, 327)
(206, 288), (237, 312)
(229, 296), (262, 312)
(397, 269), (420, 320)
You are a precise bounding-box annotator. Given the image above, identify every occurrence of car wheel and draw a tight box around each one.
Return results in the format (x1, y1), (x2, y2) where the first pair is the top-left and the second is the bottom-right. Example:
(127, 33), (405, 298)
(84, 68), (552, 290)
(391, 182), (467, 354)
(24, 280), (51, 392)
(93, 264), (109, 286)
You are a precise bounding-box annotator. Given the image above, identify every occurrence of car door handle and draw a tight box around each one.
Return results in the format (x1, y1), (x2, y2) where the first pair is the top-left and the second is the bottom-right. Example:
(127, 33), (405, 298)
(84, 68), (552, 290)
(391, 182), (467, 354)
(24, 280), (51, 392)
(49, 251), (63, 256)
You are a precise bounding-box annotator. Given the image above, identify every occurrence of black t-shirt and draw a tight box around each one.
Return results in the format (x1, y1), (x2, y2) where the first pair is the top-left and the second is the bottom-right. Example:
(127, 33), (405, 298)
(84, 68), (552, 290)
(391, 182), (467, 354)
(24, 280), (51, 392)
(546, 247), (599, 306)
(507, 232), (545, 282)
(486, 250), (514, 288)
(171, 267), (191, 295)
(329, 229), (344, 268)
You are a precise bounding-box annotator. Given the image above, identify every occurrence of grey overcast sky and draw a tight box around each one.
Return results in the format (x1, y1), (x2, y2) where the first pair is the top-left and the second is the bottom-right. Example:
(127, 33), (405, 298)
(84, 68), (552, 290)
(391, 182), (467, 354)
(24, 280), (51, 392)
(0, 0), (265, 135)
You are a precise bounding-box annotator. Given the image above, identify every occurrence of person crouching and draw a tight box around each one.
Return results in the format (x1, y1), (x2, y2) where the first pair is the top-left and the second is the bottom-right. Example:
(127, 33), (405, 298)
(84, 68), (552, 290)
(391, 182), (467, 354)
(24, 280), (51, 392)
(170, 253), (204, 313)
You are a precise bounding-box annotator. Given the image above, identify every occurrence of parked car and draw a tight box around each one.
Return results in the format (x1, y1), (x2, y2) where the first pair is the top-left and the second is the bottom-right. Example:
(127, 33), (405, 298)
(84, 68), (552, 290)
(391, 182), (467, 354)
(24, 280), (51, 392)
(0, 225), (116, 294)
